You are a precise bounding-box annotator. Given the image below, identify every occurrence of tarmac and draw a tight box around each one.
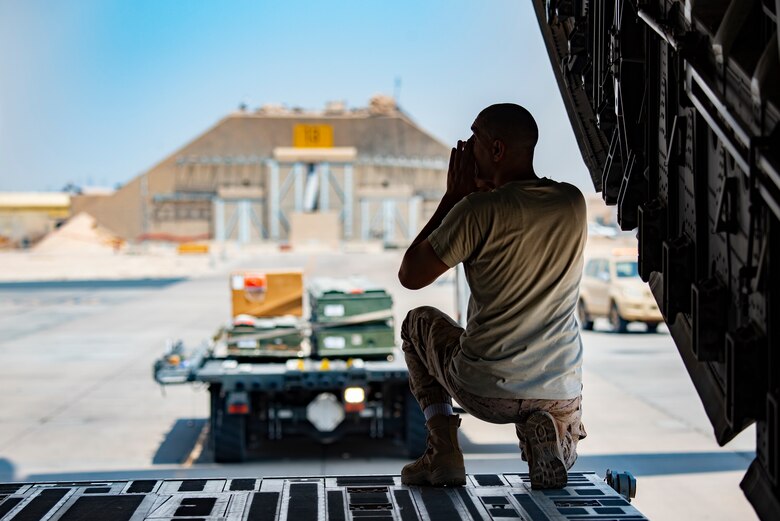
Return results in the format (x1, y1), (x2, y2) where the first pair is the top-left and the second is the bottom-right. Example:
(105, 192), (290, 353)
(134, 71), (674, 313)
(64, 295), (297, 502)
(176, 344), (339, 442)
(0, 247), (758, 520)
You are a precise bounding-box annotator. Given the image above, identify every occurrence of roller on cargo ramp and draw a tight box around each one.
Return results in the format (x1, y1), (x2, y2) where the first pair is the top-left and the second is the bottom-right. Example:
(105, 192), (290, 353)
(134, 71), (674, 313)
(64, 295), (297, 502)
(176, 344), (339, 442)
(0, 472), (644, 520)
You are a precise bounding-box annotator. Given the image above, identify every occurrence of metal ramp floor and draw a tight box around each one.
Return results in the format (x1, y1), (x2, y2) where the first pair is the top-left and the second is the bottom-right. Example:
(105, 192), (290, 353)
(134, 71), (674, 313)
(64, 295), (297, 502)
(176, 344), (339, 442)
(0, 472), (647, 520)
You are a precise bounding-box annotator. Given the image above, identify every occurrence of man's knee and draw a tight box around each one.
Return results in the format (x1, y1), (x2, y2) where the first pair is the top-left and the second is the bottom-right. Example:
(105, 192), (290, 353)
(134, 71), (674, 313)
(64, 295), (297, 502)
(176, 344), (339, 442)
(401, 306), (441, 344)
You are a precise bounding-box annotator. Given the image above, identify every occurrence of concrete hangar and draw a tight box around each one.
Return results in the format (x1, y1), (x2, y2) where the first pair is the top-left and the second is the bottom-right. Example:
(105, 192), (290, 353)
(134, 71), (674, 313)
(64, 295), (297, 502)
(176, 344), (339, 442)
(74, 95), (450, 247)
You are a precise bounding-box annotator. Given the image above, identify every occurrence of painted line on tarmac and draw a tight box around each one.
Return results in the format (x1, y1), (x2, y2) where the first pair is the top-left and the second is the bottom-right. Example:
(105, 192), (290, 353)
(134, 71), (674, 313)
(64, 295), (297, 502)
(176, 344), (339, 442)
(183, 423), (210, 467)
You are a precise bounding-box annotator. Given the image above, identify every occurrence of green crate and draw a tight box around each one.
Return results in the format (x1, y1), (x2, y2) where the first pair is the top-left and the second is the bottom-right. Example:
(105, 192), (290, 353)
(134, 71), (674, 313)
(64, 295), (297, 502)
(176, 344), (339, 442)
(308, 277), (393, 324)
(313, 322), (396, 358)
(226, 317), (306, 357)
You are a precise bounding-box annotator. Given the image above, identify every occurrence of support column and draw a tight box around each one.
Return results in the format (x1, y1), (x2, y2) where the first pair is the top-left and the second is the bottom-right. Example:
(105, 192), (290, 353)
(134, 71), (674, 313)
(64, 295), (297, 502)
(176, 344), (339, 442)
(238, 200), (251, 244)
(268, 160), (280, 240)
(343, 163), (354, 239)
(361, 200), (371, 241)
(383, 199), (395, 245)
(214, 198), (226, 241)
(408, 196), (421, 240)
(319, 163), (330, 211)
(294, 163), (304, 212)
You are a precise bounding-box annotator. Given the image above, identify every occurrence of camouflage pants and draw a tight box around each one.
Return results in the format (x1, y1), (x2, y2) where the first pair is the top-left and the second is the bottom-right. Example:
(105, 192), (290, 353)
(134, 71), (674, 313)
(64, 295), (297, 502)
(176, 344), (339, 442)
(400, 306), (586, 469)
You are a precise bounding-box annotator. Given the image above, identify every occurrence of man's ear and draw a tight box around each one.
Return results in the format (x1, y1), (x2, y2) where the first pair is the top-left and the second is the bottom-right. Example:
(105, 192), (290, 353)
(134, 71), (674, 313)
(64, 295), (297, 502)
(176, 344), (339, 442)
(492, 139), (505, 162)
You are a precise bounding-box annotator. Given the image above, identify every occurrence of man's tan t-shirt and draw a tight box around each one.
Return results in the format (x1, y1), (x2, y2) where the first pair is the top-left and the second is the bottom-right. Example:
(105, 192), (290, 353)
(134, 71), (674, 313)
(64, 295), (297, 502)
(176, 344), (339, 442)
(428, 178), (586, 400)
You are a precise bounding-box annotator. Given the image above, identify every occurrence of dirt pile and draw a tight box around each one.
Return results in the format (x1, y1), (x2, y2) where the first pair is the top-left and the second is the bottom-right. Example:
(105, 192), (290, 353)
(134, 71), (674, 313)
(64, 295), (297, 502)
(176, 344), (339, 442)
(34, 212), (124, 254)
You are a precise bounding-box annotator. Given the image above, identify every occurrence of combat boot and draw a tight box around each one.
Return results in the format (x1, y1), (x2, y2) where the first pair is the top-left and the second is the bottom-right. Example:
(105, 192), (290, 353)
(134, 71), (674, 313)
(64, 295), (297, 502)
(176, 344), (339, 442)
(401, 414), (466, 486)
(526, 410), (568, 489)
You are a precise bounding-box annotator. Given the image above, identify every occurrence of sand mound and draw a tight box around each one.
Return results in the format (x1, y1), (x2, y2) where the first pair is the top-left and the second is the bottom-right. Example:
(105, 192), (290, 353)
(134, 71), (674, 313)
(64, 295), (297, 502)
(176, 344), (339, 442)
(34, 212), (124, 254)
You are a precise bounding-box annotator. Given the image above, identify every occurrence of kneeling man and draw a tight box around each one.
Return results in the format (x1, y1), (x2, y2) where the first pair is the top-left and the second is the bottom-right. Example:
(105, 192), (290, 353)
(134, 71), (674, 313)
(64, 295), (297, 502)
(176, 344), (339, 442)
(398, 103), (587, 489)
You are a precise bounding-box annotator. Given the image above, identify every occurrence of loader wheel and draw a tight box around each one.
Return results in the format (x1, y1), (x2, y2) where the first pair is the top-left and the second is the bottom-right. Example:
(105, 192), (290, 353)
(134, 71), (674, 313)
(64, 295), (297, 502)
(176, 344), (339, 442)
(404, 389), (428, 458)
(213, 395), (247, 463)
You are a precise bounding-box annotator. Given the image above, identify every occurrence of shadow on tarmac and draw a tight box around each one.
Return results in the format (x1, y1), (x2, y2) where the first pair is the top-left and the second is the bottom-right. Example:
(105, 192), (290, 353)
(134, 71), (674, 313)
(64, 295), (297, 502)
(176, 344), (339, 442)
(0, 278), (187, 290)
(5, 432), (755, 483)
(152, 419), (207, 464)
(0, 459), (15, 481)
(151, 416), (412, 467)
(459, 437), (753, 476)
(13, 448), (754, 483)
(569, 451), (755, 476)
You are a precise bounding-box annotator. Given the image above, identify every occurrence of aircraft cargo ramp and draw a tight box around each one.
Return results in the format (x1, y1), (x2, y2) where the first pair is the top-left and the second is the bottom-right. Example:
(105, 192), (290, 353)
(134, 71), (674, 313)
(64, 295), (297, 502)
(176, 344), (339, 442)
(0, 472), (644, 520)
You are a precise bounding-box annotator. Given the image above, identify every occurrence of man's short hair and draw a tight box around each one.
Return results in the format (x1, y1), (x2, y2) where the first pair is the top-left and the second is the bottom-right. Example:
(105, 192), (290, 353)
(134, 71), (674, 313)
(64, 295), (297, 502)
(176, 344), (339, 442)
(476, 103), (539, 152)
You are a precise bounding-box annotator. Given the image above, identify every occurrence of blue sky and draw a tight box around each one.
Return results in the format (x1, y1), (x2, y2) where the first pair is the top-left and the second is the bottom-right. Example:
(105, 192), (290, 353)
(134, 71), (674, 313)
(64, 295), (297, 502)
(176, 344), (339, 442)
(0, 0), (592, 192)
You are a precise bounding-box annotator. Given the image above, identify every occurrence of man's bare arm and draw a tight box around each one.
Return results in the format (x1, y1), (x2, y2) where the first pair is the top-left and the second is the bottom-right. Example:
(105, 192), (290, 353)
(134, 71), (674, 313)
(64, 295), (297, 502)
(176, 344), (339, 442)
(398, 139), (477, 290)
(398, 198), (457, 290)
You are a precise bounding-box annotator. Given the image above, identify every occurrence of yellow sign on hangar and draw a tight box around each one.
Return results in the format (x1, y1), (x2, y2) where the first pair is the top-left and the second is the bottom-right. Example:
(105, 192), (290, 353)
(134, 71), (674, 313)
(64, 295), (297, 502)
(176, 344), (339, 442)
(293, 124), (334, 148)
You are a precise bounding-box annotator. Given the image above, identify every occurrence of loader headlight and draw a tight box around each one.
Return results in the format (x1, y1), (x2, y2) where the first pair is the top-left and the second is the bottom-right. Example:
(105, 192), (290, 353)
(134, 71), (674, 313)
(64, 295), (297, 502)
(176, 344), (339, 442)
(344, 387), (365, 404)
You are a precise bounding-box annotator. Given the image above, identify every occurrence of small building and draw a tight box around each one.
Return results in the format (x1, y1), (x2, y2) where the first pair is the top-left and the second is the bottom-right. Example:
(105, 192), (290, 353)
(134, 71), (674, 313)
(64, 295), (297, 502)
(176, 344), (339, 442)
(0, 192), (71, 247)
(76, 96), (450, 246)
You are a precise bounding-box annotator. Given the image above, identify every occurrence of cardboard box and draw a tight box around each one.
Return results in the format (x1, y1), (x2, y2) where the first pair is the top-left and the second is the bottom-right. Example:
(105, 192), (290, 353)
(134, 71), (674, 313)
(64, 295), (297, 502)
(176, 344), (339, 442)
(230, 270), (304, 318)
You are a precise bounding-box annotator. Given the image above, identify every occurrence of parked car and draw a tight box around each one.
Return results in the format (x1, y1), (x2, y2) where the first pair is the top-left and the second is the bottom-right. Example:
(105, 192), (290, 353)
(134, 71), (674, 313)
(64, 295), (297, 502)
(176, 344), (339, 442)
(578, 249), (663, 333)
